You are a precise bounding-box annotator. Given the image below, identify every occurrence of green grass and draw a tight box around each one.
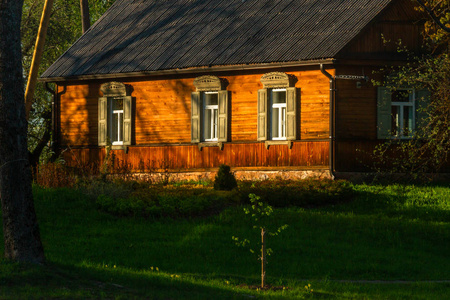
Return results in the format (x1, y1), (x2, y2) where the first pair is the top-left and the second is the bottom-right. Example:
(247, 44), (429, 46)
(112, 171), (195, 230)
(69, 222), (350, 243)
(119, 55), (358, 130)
(1, 183), (450, 299)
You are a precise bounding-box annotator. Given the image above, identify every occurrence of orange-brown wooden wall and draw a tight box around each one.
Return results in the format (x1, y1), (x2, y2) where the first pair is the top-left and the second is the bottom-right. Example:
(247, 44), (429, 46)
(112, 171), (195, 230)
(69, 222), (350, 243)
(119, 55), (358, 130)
(62, 141), (330, 172)
(57, 68), (332, 171)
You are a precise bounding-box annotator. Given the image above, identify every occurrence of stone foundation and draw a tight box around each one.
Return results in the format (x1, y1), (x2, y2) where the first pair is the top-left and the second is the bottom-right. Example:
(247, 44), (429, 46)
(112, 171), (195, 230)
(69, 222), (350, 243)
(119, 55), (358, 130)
(115, 169), (331, 183)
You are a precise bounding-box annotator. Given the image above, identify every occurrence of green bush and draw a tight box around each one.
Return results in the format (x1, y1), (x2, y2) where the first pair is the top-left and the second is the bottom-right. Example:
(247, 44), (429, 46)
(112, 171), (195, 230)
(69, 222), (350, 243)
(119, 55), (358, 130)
(238, 178), (354, 207)
(89, 177), (353, 219)
(214, 164), (237, 191)
(94, 181), (239, 219)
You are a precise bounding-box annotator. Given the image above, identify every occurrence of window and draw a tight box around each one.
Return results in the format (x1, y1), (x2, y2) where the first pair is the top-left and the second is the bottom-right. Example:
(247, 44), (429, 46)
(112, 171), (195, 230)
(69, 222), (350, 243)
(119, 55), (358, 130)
(377, 87), (430, 139)
(391, 89), (414, 138)
(110, 98), (124, 145)
(258, 72), (297, 142)
(98, 82), (133, 147)
(203, 92), (219, 141)
(191, 76), (228, 144)
(270, 89), (287, 140)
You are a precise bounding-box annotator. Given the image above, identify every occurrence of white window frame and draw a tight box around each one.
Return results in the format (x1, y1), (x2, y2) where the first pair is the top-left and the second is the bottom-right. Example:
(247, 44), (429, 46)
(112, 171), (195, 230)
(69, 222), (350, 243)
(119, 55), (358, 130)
(203, 91), (219, 142)
(391, 88), (415, 139)
(109, 97), (124, 145)
(270, 88), (287, 140)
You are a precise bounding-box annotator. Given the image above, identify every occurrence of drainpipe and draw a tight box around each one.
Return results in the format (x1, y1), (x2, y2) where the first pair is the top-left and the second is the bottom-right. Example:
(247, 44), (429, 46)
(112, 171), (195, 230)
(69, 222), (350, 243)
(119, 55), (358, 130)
(320, 64), (336, 179)
(45, 82), (58, 155)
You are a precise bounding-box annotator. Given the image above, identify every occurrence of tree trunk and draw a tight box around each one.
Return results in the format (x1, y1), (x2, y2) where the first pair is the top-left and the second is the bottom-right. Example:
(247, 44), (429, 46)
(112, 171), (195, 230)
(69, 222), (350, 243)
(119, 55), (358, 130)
(261, 227), (266, 288)
(80, 0), (90, 33)
(0, 0), (45, 264)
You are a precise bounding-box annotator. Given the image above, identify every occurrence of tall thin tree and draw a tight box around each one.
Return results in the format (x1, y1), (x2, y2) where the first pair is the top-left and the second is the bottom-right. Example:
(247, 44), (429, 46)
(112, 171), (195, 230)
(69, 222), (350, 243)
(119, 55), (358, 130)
(24, 0), (53, 120)
(0, 0), (45, 263)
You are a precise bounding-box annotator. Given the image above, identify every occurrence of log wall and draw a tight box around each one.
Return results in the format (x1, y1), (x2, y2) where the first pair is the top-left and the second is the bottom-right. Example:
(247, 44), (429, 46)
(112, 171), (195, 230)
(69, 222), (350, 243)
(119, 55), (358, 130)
(58, 69), (331, 146)
(57, 68), (332, 170)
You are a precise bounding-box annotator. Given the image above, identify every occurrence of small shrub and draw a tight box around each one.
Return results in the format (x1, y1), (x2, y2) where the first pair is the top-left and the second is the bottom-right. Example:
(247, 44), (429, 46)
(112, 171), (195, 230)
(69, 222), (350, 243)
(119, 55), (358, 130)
(214, 164), (237, 191)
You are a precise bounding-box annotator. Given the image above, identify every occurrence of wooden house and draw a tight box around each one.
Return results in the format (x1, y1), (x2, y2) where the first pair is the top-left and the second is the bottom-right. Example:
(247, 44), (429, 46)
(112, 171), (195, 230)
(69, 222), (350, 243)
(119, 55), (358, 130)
(40, 0), (425, 181)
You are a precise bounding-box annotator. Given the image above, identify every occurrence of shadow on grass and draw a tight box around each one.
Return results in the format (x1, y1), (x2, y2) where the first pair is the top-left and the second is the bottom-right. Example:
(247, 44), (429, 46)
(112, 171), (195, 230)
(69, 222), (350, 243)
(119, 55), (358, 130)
(0, 260), (269, 299)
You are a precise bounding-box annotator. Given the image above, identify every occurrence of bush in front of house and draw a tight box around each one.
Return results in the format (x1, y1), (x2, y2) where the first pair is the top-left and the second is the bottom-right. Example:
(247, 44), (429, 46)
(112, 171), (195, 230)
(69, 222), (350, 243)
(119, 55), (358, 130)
(214, 164), (238, 191)
(84, 176), (353, 219)
(238, 178), (354, 207)
(93, 180), (240, 219)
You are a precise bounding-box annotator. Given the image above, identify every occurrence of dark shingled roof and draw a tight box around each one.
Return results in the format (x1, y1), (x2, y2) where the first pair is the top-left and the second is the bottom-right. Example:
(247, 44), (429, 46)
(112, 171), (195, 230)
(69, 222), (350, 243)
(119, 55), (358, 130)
(41, 0), (394, 80)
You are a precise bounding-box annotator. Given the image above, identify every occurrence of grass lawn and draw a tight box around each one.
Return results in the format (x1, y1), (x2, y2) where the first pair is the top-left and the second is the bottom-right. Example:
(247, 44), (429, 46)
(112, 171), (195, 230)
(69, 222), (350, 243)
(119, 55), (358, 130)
(1, 182), (449, 299)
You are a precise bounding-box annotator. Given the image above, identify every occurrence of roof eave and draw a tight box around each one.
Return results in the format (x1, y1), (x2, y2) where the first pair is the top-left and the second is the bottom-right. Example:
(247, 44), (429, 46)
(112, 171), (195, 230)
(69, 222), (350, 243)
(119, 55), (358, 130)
(39, 59), (336, 83)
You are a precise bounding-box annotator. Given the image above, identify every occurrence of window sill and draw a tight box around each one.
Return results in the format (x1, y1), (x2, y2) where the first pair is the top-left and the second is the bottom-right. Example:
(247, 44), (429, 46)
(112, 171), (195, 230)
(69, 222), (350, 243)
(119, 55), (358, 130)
(110, 145), (129, 152)
(264, 140), (293, 149)
(198, 142), (224, 151)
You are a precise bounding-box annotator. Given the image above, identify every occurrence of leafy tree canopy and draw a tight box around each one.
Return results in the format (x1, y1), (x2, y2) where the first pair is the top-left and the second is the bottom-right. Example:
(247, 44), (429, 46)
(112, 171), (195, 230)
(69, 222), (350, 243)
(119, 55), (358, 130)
(22, 0), (114, 163)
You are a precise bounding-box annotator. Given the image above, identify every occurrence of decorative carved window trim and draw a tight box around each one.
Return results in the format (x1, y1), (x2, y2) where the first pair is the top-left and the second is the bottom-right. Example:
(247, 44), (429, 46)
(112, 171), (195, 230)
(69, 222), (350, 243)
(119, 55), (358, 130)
(260, 72), (291, 89)
(100, 81), (129, 97)
(193, 75), (223, 92)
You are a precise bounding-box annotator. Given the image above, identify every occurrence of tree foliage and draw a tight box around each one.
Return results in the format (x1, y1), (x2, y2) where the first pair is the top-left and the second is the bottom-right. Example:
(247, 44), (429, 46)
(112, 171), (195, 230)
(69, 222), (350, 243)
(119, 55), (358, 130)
(416, 0), (450, 41)
(22, 0), (114, 164)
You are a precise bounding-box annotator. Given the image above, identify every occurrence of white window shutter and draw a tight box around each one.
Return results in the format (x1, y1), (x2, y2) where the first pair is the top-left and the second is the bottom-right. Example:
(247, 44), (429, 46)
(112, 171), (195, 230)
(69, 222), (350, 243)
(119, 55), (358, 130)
(377, 87), (392, 139)
(218, 90), (228, 142)
(123, 96), (132, 145)
(286, 87), (297, 141)
(257, 89), (268, 141)
(191, 92), (201, 143)
(98, 97), (108, 146)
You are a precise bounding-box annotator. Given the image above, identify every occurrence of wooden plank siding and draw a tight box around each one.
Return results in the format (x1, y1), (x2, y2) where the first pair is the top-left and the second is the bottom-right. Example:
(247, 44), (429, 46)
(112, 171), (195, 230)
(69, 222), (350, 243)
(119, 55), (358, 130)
(57, 68), (332, 171)
(62, 141), (329, 172)
(334, 66), (384, 140)
(335, 140), (382, 172)
(338, 0), (423, 59)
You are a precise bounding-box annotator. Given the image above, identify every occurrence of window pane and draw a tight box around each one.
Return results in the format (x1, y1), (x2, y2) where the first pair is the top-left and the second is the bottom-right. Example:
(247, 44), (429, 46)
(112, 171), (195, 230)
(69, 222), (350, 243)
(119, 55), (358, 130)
(205, 109), (212, 140)
(112, 112), (119, 142)
(272, 90), (286, 104)
(204, 108), (218, 140)
(403, 106), (413, 136)
(205, 93), (218, 106)
(272, 107), (279, 138)
(112, 98), (123, 110)
(112, 112), (123, 143)
(213, 109), (218, 139)
(119, 113), (123, 142)
(391, 105), (399, 136)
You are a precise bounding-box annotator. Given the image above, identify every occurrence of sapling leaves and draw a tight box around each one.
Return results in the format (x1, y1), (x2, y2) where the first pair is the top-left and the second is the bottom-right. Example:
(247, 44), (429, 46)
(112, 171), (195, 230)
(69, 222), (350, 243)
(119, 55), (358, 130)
(232, 193), (288, 287)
